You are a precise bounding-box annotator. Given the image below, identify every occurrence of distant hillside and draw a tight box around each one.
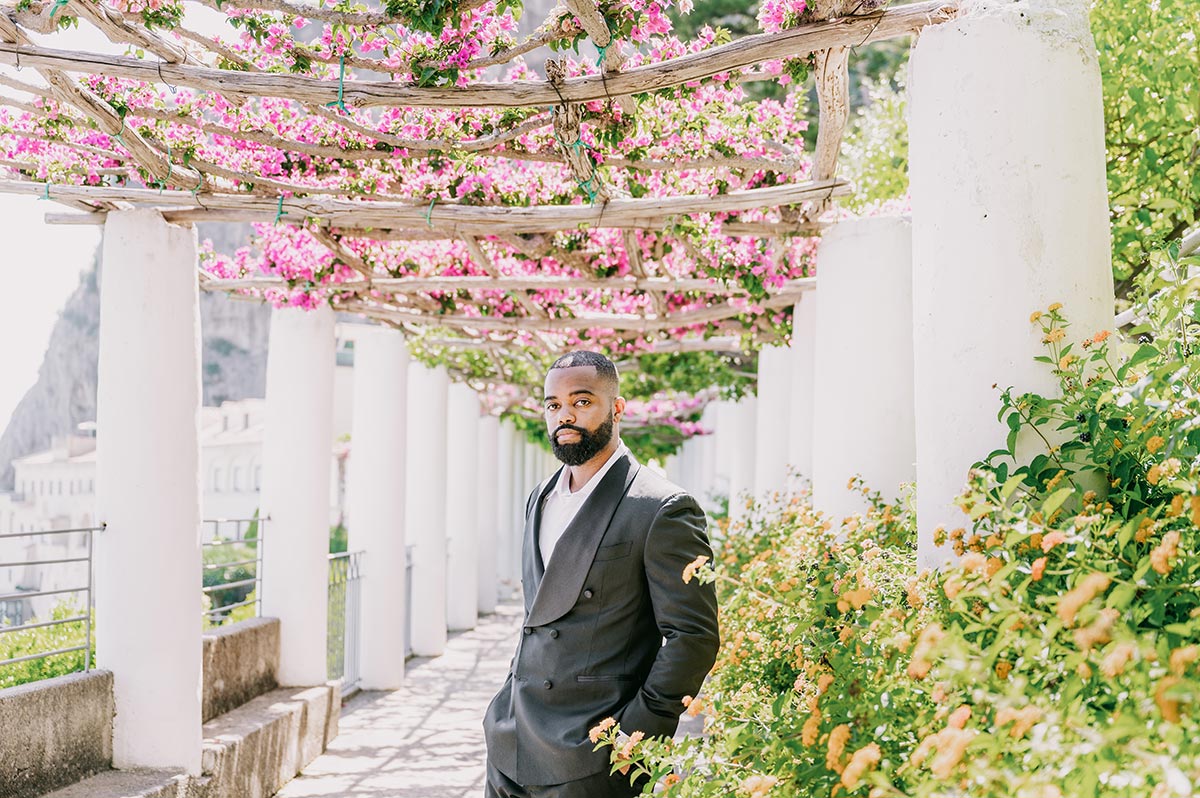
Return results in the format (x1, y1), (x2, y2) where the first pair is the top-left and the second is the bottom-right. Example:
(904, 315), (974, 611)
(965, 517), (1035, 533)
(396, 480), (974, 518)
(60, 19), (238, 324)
(0, 223), (270, 489)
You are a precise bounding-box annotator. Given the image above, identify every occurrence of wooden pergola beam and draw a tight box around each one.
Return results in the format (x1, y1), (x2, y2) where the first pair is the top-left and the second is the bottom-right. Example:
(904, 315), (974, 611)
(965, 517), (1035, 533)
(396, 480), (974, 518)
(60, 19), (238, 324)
(11, 178), (850, 231)
(338, 291), (801, 333)
(0, 2), (956, 109)
(202, 274), (816, 295)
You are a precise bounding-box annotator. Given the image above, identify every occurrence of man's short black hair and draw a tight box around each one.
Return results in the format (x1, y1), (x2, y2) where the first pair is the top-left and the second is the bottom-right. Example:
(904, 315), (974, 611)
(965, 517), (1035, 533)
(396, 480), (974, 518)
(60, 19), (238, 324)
(548, 350), (619, 394)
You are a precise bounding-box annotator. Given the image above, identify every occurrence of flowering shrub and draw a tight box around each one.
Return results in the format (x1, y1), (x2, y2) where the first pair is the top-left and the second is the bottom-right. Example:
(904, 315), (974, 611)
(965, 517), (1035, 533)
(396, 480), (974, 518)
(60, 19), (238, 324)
(593, 255), (1200, 795)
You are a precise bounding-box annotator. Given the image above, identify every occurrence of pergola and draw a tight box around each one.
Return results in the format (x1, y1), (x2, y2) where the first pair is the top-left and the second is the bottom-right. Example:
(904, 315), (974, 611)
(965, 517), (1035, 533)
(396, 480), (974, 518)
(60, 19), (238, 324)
(0, 0), (956, 411)
(0, 0), (1119, 780)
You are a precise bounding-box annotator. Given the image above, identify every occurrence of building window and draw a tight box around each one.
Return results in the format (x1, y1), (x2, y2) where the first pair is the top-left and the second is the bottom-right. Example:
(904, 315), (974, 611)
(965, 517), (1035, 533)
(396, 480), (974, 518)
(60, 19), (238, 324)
(232, 466), (243, 493)
(254, 466), (262, 491)
(88, 479), (94, 493)
(213, 467), (223, 493)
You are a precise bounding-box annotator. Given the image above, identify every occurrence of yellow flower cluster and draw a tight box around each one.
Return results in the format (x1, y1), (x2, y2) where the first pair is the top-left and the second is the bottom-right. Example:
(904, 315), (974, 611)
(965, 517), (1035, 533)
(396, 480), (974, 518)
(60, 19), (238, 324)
(739, 774), (778, 797)
(1150, 530), (1180, 575)
(995, 705), (1042, 739)
(682, 555), (710, 584)
(907, 624), (944, 680)
(1056, 573), (1111, 627)
(840, 743), (881, 790)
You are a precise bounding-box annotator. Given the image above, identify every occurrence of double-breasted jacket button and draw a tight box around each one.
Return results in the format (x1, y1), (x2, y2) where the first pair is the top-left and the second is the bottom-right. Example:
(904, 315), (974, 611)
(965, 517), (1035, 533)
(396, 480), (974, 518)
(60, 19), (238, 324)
(549, 629), (560, 639)
(543, 679), (553, 689)
(583, 589), (594, 599)
(523, 626), (533, 635)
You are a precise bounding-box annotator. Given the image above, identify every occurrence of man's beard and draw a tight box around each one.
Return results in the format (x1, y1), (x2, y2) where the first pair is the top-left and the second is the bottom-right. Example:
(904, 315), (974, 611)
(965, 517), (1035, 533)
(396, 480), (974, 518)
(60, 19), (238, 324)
(550, 413), (615, 466)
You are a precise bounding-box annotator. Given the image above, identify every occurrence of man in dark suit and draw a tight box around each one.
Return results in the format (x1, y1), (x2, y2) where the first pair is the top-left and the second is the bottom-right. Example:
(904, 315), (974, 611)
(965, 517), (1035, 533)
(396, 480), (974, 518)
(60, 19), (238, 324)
(483, 350), (720, 797)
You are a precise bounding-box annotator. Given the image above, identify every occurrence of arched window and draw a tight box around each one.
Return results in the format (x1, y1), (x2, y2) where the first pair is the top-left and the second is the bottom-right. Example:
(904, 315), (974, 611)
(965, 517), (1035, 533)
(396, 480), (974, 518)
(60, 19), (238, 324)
(254, 465), (262, 491)
(213, 466), (224, 493)
(232, 466), (243, 493)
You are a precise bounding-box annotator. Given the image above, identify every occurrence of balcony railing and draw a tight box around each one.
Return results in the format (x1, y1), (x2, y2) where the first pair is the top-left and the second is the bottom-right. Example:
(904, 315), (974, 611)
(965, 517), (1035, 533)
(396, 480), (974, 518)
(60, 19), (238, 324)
(328, 550), (363, 695)
(0, 525), (100, 675)
(202, 517), (264, 625)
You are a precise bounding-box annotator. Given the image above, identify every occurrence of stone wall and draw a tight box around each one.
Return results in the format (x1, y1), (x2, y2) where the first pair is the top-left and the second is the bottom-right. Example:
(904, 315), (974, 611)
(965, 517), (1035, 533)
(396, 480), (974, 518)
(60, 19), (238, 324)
(0, 669), (114, 798)
(202, 617), (280, 723)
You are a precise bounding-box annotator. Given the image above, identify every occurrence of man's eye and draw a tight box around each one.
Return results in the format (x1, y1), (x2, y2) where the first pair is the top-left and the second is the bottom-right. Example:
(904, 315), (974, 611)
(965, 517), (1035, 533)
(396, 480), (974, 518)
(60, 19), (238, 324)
(545, 404), (558, 412)
(576, 399), (590, 407)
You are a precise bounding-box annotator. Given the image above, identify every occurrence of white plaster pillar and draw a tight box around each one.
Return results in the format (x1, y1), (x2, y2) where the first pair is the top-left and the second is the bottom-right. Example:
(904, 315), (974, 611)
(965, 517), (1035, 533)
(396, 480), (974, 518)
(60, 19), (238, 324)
(711, 400), (736, 500)
(698, 405), (718, 507)
(405, 363), (449, 655)
(345, 326), (408, 689)
(664, 454), (681, 485)
(909, 0), (1115, 568)
(509, 433), (526, 585)
(812, 218), (916, 523)
(445, 383), (479, 631)
(487, 420), (511, 600)
(728, 395), (758, 522)
(495, 419), (517, 593)
(476, 414), (500, 615)
(260, 304), (336, 686)
(95, 209), (202, 773)
(787, 296), (817, 488)
(524, 441), (539, 499)
(753, 345), (792, 499)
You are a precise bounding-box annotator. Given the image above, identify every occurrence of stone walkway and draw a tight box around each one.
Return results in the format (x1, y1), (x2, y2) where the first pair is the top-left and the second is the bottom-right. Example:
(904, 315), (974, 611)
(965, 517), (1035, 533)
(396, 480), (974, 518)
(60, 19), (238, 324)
(276, 603), (523, 798)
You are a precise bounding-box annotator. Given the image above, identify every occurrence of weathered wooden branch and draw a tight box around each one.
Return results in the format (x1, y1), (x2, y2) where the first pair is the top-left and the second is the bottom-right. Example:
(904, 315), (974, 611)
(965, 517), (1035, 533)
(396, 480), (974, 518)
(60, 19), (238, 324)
(10, 178), (850, 231)
(202, 273), (816, 295)
(461, 234), (548, 319)
(0, 2), (956, 109)
(0, 13), (200, 189)
(339, 290), (802, 332)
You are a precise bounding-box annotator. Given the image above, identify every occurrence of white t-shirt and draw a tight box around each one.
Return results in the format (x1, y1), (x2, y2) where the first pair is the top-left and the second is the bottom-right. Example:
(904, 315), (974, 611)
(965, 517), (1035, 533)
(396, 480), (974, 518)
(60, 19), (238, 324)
(538, 440), (629, 568)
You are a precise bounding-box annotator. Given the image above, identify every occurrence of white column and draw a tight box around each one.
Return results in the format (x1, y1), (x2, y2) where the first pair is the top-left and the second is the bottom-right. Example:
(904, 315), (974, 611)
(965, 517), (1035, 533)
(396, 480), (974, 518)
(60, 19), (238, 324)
(728, 396), (758, 522)
(753, 345), (792, 499)
(710, 400), (736, 500)
(509, 433), (526, 586)
(405, 363), (449, 655)
(812, 218), (916, 523)
(664, 454), (681, 485)
(495, 420), (516, 595)
(787, 296), (817, 488)
(446, 384), (477, 633)
(698, 405), (718, 507)
(345, 326), (408, 689)
(260, 304), (335, 686)
(909, 0), (1114, 568)
(524, 441), (539, 499)
(95, 209), (202, 773)
(446, 383), (479, 631)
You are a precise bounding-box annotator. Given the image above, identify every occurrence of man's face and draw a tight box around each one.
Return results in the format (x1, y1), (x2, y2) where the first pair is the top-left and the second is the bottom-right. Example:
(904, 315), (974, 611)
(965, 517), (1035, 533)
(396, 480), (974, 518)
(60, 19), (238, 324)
(543, 365), (623, 466)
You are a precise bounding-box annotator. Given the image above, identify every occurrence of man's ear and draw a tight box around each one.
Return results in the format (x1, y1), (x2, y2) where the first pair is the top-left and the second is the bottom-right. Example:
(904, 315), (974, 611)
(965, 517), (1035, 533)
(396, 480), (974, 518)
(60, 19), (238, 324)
(613, 396), (626, 423)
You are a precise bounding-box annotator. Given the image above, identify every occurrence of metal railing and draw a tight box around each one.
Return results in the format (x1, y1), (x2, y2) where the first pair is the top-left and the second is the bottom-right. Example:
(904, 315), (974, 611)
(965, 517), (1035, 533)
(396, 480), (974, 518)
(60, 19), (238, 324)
(328, 550), (363, 695)
(0, 525), (100, 672)
(202, 517), (264, 624)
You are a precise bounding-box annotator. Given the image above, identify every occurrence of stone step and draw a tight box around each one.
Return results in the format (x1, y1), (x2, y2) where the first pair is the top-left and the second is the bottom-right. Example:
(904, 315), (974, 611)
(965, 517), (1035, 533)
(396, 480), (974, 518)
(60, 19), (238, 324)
(37, 684), (339, 798)
(200, 684), (340, 798)
(39, 769), (191, 798)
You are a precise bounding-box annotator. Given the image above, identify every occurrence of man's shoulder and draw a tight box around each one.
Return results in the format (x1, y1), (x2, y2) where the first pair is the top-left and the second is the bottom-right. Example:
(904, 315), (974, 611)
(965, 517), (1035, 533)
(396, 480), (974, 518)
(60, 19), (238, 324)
(624, 463), (695, 510)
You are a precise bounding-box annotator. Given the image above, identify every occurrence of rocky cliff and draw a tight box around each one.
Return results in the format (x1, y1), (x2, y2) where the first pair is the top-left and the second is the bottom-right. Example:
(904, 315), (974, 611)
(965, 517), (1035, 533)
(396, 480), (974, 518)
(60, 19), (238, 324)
(0, 223), (270, 489)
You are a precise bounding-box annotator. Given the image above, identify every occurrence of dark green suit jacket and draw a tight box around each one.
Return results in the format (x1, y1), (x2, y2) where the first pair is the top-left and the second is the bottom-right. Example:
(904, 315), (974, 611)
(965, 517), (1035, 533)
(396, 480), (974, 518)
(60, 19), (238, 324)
(483, 453), (720, 786)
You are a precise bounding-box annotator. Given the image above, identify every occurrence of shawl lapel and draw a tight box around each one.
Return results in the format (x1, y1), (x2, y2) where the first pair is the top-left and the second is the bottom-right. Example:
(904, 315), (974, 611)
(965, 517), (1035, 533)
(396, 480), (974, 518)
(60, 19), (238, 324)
(525, 453), (638, 628)
(522, 470), (560, 617)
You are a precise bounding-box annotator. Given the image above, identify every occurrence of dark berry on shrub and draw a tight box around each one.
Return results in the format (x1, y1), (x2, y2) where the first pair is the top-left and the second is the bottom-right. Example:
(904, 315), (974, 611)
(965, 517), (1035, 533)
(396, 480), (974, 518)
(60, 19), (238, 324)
(1075, 413), (1086, 422)
(1080, 432), (1092, 442)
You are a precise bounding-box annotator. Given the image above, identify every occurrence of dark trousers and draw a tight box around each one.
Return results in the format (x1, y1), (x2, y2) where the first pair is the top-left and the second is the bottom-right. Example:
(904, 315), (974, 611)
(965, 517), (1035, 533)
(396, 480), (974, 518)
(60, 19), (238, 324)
(485, 760), (642, 798)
